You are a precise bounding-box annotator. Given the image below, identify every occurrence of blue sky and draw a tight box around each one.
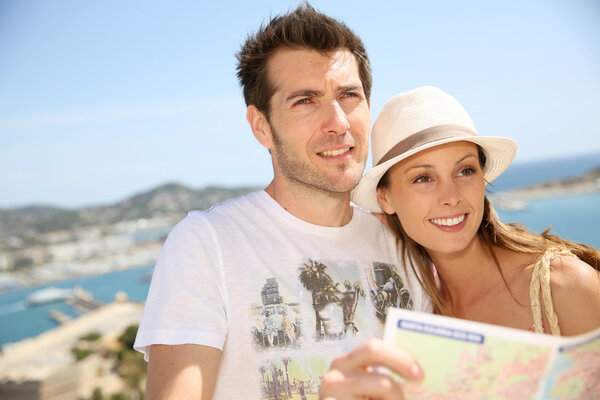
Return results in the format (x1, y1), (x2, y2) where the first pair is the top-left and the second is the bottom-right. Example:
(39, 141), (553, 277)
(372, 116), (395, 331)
(1, 0), (599, 208)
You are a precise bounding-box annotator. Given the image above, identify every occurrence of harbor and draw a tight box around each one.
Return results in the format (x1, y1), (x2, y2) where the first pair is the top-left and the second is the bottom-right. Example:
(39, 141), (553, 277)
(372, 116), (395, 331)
(0, 266), (152, 399)
(23, 285), (105, 325)
(0, 266), (153, 349)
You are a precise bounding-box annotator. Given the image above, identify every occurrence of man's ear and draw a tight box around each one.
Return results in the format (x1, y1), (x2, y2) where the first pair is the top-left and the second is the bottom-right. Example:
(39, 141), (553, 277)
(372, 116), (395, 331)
(247, 105), (273, 149)
(377, 186), (396, 215)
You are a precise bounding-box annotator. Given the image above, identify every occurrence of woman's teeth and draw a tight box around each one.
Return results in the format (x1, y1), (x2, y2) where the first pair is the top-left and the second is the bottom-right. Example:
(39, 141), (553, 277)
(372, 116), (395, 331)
(430, 214), (465, 226)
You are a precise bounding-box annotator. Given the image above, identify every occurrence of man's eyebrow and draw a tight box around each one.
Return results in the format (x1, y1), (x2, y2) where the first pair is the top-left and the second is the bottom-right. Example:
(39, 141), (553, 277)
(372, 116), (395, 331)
(285, 89), (322, 103)
(337, 84), (363, 95)
(284, 85), (364, 103)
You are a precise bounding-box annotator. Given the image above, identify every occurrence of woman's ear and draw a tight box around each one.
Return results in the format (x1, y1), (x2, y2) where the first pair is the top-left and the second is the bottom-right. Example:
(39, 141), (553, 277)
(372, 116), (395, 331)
(247, 105), (273, 149)
(377, 186), (396, 215)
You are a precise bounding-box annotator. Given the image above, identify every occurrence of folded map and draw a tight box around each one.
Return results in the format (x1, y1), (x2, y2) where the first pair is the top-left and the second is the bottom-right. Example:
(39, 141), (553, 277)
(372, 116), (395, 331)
(383, 308), (600, 399)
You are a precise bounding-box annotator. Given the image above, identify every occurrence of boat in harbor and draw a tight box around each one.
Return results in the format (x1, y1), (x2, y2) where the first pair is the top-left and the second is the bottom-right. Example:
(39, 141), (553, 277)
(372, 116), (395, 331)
(25, 287), (74, 306)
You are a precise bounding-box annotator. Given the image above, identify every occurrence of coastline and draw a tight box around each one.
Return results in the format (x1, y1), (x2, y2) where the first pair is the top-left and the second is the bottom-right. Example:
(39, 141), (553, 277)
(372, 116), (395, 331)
(0, 239), (162, 294)
(488, 171), (600, 213)
(501, 178), (600, 200)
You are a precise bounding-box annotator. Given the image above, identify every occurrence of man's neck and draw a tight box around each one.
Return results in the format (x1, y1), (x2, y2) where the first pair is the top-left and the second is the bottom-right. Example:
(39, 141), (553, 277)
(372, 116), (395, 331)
(264, 180), (354, 227)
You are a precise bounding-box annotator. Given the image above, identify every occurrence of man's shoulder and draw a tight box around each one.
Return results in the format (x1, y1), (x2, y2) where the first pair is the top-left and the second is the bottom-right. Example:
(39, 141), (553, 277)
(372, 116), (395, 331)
(351, 206), (392, 233)
(181, 189), (280, 232)
(188, 190), (266, 218)
(163, 191), (267, 246)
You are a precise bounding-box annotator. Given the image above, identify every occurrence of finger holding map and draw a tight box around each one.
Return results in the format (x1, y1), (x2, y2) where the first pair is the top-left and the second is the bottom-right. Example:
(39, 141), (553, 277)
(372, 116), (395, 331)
(319, 338), (423, 400)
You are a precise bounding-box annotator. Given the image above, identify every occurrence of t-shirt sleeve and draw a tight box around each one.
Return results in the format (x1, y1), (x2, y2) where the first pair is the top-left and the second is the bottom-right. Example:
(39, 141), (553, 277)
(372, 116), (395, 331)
(134, 212), (228, 361)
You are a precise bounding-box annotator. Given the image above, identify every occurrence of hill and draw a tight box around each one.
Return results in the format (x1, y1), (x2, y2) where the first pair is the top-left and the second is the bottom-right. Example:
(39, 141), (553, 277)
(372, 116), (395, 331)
(504, 167), (600, 199)
(0, 182), (260, 250)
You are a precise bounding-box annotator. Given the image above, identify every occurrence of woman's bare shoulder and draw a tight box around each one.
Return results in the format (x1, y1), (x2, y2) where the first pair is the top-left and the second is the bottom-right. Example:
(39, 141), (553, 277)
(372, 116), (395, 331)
(549, 254), (599, 289)
(549, 254), (600, 336)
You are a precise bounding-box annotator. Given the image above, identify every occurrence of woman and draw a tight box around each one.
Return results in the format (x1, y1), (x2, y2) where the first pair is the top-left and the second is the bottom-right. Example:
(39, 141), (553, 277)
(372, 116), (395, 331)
(351, 86), (600, 336)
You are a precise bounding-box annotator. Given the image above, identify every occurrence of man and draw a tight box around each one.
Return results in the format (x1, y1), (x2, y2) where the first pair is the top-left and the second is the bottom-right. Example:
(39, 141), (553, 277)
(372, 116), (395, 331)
(262, 310), (276, 347)
(134, 5), (428, 399)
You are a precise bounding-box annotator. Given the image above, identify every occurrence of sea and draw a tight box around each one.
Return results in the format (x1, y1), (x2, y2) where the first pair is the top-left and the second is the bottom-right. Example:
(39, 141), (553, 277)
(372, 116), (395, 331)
(1, 152), (599, 348)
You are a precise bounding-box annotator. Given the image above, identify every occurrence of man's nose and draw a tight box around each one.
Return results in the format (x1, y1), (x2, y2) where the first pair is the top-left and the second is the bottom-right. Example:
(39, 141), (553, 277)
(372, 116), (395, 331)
(321, 100), (351, 135)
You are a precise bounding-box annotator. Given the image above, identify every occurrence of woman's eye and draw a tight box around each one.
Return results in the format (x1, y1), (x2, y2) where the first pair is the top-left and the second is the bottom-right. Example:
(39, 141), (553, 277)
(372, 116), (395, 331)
(413, 175), (431, 184)
(458, 167), (476, 177)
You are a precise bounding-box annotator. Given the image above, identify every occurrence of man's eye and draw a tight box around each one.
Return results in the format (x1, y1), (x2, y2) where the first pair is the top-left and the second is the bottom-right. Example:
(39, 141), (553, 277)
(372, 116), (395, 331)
(295, 98), (311, 105)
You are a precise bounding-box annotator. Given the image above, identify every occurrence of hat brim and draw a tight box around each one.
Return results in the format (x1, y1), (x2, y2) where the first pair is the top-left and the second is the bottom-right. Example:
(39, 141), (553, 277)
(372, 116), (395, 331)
(351, 136), (518, 213)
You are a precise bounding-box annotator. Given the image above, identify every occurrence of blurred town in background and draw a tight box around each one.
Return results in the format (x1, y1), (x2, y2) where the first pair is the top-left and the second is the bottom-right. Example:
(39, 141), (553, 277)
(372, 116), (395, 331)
(0, 183), (260, 290)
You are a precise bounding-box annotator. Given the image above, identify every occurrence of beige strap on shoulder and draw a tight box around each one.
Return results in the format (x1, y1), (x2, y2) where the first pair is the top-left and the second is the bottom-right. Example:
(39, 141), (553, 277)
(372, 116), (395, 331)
(529, 248), (573, 336)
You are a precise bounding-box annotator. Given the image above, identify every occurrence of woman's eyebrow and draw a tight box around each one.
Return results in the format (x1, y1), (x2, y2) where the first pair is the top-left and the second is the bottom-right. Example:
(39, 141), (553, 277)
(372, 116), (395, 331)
(402, 153), (478, 173)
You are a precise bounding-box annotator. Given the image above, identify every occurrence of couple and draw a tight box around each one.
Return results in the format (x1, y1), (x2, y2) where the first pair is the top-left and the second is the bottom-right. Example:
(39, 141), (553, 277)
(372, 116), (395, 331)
(133, 5), (600, 399)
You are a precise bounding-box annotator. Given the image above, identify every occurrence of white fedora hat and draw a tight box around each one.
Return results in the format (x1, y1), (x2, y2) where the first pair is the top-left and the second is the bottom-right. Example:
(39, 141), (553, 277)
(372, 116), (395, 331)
(351, 86), (518, 212)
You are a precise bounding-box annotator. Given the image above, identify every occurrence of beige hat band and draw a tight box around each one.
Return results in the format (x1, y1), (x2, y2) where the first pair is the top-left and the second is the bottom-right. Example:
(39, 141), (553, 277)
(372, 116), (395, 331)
(376, 124), (478, 166)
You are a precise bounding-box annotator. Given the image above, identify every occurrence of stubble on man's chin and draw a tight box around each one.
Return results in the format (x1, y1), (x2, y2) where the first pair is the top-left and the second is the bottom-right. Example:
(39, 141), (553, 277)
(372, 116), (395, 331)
(270, 130), (366, 194)
(281, 161), (364, 197)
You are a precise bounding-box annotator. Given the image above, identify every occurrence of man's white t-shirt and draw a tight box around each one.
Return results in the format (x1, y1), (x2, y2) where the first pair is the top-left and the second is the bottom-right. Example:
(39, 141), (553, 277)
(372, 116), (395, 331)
(135, 191), (431, 399)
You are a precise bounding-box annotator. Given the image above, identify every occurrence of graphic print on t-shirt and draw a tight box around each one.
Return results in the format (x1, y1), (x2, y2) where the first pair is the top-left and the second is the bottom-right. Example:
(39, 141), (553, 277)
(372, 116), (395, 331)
(297, 259), (413, 341)
(250, 277), (303, 351)
(257, 356), (327, 400)
(366, 261), (414, 324)
(298, 259), (366, 340)
(251, 258), (414, 398)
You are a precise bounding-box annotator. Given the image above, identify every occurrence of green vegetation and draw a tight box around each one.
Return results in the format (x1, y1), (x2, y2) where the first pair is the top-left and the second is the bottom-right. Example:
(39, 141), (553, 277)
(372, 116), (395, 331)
(73, 324), (146, 399)
(118, 325), (138, 349)
(73, 348), (93, 360)
(110, 393), (131, 400)
(92, 387), (103, 400)
(114, 324), (146, 399)
(80, 331), (102, 341)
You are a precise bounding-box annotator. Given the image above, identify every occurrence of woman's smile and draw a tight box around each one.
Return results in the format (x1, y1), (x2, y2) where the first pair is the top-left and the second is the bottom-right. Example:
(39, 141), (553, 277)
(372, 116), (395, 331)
(429, 213), (469, 232)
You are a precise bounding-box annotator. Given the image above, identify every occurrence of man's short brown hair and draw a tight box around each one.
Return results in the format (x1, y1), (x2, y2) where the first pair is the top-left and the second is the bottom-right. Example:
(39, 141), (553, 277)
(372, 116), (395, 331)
(236, 3), (372, 121)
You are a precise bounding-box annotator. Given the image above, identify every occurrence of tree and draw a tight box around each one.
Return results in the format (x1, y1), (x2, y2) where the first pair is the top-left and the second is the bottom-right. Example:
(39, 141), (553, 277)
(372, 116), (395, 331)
(118, 325), (139, 349)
